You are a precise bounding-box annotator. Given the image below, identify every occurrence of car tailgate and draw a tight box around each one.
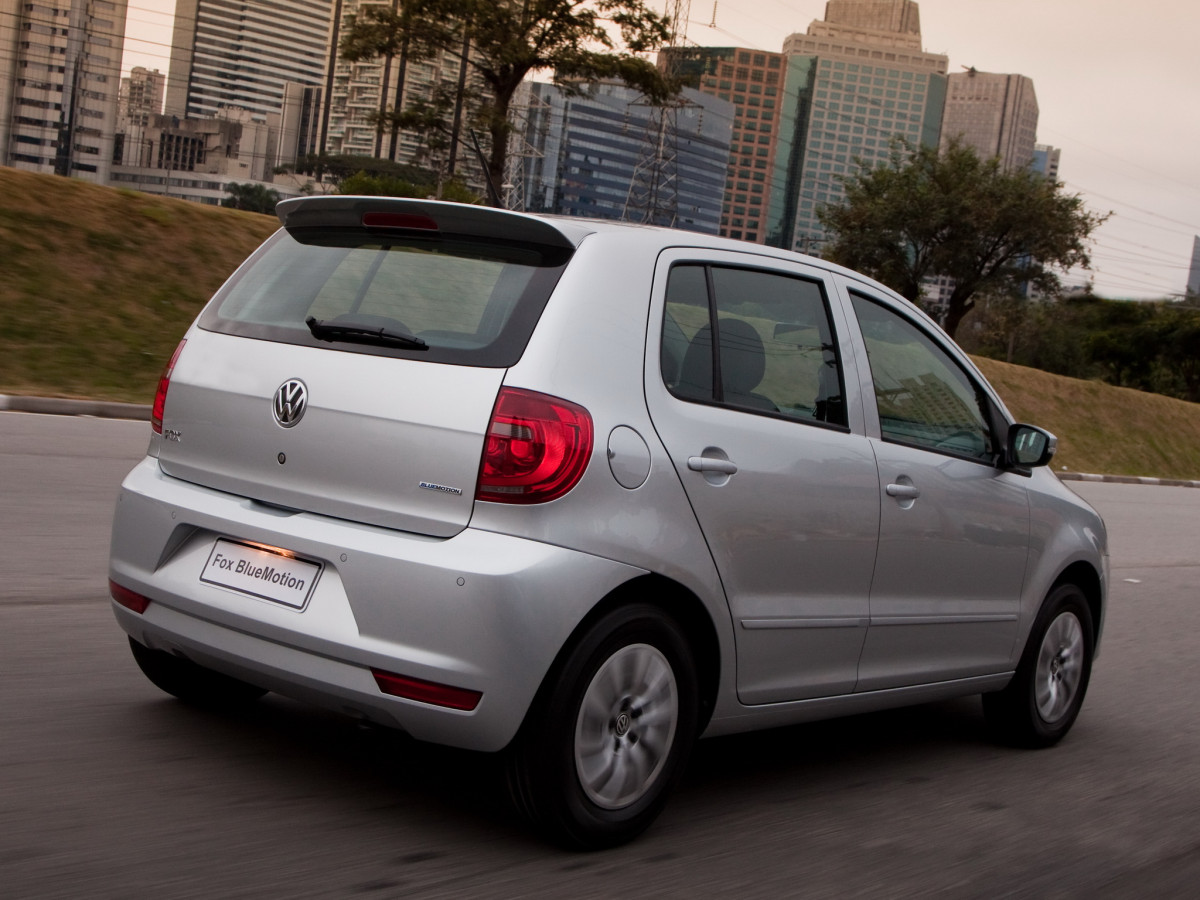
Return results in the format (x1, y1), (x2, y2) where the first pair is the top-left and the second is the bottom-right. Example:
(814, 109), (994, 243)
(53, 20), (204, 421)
(157, 330), (502, 537)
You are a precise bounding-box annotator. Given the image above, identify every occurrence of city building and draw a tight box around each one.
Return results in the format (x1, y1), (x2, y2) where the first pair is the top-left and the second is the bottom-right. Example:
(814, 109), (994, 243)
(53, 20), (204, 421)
(666, 3), (950, 253)
(109, 109), (303, 204)
(668, 46), (789, 244)
(118, 66), (165, 124)
(1188, 236), (1200, 297)
(165, 0), (334, 123)
(778, 0), (949, 255)
(320, 0), (489, 193)
(939, 69), (1038, 171)
(1032, 143), (1062, 181)
(680, 2), (949, 252)
(276, 82), (324, 169)
(519, 80), (732, 234)
(0, 0), (128, 182)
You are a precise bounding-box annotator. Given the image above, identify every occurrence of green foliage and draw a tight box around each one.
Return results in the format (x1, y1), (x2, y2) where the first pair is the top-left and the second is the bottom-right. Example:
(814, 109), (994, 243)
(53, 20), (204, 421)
(336, 170), (480, 203)
(221, 182), (282, 214)
(337, 172), (425, 197)
(818, 139), (1110, 337)
(439, 179), (482, 204)
(339, 0), (675, 194)
(961, 295), (1200, 404)
(370, 84), (460, 172)
(282, 153), (435, 188)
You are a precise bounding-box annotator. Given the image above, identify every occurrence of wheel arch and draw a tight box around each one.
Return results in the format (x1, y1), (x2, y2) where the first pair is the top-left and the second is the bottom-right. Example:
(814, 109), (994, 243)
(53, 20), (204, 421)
(1051, 560), (1104, 645)
(517, 572), (722, 743)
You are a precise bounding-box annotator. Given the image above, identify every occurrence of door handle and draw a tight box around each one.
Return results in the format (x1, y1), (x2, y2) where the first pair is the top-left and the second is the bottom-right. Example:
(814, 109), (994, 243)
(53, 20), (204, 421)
(688, 456), (738, 475)
(886, 483), (921, 500)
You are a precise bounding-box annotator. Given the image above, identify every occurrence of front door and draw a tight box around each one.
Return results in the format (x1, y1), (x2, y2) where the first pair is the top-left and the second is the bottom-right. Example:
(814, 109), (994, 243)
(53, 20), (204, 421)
(845, 288), (1030, 691)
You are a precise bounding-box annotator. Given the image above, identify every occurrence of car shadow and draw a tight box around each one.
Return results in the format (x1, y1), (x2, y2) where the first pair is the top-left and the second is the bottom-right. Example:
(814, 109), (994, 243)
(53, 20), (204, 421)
(127, 689), (1000, 851)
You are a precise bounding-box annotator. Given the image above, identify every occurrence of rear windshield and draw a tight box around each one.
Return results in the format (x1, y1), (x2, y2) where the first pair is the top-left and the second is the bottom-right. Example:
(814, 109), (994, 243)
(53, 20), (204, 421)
(198, 228), (572, 367)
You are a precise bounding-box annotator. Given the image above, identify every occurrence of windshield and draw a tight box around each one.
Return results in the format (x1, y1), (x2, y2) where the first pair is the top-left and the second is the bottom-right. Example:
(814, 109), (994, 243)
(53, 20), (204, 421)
(198, 229), (572, 367)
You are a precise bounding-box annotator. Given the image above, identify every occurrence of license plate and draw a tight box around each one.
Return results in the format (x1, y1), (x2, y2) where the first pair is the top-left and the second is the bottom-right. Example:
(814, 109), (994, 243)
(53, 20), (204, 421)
(200, 539), (322, 610)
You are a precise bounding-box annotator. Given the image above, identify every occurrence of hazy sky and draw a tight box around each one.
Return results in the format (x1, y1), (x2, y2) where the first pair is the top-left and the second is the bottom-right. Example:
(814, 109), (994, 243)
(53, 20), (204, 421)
(119, 0), (1200, 300)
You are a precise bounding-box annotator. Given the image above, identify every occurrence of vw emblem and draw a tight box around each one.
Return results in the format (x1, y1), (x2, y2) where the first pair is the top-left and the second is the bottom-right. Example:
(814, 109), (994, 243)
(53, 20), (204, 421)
(273, 379), (308, 428)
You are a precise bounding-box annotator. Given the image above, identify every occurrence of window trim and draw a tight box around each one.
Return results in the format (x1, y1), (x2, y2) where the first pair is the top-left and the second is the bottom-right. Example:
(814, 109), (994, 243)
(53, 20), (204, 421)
(660, 260), (852, 433)
(846, 287), (1004, 466)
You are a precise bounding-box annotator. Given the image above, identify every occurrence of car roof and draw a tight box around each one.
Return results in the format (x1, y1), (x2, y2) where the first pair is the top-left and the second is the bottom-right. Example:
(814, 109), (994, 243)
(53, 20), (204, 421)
(275, 195), (907, 307)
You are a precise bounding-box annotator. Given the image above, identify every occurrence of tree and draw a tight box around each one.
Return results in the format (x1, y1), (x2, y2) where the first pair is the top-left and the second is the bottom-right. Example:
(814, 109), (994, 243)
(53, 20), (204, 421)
(337, 171), (425, 198)
(1147, 306), (1200, 403)
(374, 83), (462, 192)
(278, 153), (435, 191)
(339, 0), (676, 201)
(961, 289), (1035, 364)
(818, 139), (1110, 337)
(221, 182), (282, 214)
(336, 169), (481, 203)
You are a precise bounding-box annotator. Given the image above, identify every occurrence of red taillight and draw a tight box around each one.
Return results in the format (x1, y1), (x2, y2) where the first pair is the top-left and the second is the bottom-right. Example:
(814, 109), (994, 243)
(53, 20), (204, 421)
(151, 339), (187, 435)
(371, 669), (482, 711)
(476, 387), (593, 505)
(110, 579), (151, 614)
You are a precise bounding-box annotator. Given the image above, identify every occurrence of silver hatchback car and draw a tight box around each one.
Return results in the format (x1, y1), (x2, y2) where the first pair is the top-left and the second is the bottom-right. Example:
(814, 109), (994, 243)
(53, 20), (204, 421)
(110, 196), (1107, 848)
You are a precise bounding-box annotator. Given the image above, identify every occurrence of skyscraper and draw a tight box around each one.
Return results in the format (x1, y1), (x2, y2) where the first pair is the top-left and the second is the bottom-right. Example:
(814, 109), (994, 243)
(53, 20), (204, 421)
(778, 0), (948, 254)
(675, 3), (948, 252)
(519, 80), (732, 234)
(0, 0), (129, 182)
(165, 0), (334, 122)
(321, 0), (486, 180)
(939, 69), (1038, 171)
(669, 46), (792, 244)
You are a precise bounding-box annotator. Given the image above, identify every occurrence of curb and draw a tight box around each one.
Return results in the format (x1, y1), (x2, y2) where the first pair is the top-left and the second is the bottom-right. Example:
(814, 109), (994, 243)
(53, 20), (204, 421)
(3, 394), (1199, 489)
(1056, 471), (1200, 489)
(0, 394), (151, 421)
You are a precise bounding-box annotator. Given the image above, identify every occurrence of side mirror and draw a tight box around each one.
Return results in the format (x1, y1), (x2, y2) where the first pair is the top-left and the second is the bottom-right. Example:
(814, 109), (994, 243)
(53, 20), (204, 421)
(1007, 424), (1057, 470)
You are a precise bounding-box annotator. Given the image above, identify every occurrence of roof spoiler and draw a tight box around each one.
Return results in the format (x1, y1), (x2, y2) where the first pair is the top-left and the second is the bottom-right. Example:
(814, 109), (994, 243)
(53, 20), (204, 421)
(276, 196), (584, 251)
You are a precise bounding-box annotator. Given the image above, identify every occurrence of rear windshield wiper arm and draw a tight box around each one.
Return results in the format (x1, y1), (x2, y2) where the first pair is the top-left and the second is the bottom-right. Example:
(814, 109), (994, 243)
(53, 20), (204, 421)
(305, 316), (427, 350)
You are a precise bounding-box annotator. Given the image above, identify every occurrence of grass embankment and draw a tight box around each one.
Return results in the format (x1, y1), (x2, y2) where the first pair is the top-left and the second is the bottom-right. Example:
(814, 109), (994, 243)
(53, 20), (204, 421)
(975, 358), (1200, 480)
(0, 167), (276, 400)
(2, 166), (1199, 479)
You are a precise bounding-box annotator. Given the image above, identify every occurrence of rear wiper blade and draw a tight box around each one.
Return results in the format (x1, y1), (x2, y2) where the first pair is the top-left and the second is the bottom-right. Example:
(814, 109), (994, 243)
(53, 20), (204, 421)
(305, 316), (427, 350)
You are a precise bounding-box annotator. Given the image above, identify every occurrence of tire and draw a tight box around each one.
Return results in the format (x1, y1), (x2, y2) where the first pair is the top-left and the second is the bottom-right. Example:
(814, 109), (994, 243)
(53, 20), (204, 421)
(129, 637), (267, 708)
(506, 604), (699, 850)
(983, 583), (1094, 748)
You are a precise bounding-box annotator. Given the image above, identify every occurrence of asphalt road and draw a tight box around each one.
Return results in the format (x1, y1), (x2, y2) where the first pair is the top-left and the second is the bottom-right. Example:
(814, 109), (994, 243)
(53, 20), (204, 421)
(3, 411), (1200, 898)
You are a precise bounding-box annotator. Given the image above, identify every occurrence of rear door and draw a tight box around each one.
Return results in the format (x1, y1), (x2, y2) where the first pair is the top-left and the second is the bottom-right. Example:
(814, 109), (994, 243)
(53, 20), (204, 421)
(842, 284), (1030, 690)
(646, 249), (880, 704)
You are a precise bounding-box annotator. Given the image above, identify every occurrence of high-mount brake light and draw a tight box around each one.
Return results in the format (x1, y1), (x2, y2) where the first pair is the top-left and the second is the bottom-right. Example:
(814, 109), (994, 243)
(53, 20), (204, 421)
(371, 669), (482, 711)
(151, 339), (186, 435)
(477, 387), (593, 505)
(361, 212), (439, 231)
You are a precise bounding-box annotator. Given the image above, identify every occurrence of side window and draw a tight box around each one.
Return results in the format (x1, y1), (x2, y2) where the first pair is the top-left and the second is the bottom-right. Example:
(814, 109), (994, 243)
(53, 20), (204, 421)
(662, 264), (847, 427)
(849, 292), (995, 462)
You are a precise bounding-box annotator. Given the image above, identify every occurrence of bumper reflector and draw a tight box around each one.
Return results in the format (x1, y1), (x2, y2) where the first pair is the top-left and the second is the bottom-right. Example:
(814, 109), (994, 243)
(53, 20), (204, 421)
(110, 579), (151, 614)
(371, 668), (482, 711)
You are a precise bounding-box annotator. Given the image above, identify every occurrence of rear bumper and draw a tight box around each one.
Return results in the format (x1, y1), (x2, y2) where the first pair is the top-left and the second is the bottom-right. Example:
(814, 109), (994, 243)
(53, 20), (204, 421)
(110, 457), (644, 751)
